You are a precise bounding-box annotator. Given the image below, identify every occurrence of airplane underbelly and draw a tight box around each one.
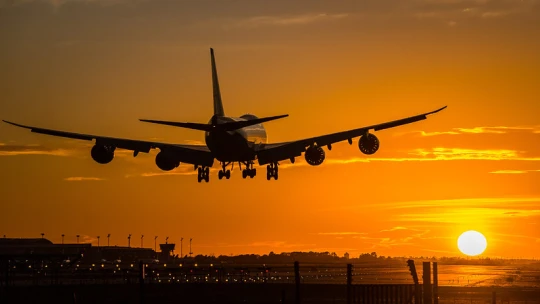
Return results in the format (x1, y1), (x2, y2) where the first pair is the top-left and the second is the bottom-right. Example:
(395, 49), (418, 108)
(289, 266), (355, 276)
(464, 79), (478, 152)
(205, 131), (255, 162)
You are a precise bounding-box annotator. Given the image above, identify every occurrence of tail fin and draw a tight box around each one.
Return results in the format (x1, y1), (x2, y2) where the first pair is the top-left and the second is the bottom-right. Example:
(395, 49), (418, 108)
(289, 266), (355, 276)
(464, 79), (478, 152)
(210, 48), (225, 117)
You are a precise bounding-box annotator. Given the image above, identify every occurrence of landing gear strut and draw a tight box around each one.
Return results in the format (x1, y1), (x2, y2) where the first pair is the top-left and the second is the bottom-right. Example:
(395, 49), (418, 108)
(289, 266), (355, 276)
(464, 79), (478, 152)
(197, 166), (210, 183)
(218, 162), (231, 180)
(266, 162), (278, 180)
(241, 161), (256, 179)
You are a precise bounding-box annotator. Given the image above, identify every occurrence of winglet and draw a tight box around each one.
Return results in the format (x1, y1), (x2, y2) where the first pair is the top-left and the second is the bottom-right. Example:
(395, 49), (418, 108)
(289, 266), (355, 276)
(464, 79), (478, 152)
(2, 120), (31, 129)
(427, 105), (447, 115)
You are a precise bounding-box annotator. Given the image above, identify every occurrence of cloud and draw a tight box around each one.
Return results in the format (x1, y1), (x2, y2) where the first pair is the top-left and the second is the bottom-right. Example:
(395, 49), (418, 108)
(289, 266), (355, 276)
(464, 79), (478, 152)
(233, 13), (349, 28)
(379, 226), (408, 232)
(1, 0), (136, 8)
(64, 176), (105, 181)
(386, 196), (540, 210)
(128, 165), (219, 178)
(403, 126), (540, 137)
(407, 148), (536, 161)
(489, 170), (540, 174)
(0, 143), (74, 157)
(317, 232), (367, 236)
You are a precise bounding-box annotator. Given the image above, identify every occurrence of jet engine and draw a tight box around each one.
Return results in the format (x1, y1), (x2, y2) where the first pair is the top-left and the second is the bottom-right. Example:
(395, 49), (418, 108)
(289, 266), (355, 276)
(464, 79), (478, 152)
(304, 146), (325, 166)
(358, 133), (380, 155)
(91, 144), (115, 164)
(155, 151), (179, 171)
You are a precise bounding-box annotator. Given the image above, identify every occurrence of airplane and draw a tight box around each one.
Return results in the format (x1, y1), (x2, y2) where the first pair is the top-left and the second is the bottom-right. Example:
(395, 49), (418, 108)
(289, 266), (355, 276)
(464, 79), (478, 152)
(3, 48), (447, 183)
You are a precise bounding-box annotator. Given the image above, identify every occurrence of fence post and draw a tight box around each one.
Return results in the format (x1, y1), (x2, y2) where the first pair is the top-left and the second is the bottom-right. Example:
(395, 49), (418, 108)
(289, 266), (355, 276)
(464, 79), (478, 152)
(294, 261), (301, 304)
(347, 264), (353, 304)
(433, 262), (438, 304)
(423, 262), (432, 304)
(139, 261), (145, 304)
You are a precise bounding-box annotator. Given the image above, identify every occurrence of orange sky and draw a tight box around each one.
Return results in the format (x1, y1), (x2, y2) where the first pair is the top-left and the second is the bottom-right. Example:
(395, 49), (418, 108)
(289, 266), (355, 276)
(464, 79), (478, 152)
(1, 0), (539, 258)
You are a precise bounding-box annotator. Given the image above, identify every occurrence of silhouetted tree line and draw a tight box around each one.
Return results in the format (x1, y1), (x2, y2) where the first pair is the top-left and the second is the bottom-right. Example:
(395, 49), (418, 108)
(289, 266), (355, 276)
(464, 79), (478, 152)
(179, 251), (537, 266)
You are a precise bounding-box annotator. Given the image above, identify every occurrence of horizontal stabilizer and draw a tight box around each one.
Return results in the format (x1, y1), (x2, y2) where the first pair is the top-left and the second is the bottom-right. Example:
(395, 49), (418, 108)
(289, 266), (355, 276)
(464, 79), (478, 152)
(139, 120), (214, 131)
(139, 114), (289, 132)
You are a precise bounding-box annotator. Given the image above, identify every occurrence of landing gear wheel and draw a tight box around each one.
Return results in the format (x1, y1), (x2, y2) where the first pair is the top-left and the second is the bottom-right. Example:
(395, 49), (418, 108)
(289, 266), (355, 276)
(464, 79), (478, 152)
(197, 166), (210, 183)
(225, 170), (231, 179)
(241, 161), (256, 179)
(266, 163), (279, 180)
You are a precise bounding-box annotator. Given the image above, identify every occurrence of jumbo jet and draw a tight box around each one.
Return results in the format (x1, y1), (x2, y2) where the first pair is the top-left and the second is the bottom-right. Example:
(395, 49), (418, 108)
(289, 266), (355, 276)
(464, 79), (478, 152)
(3, 48), (446, 183)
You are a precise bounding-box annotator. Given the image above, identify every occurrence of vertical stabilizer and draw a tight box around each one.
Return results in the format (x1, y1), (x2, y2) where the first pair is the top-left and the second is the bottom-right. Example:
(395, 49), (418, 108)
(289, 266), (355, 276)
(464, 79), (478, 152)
(210, 48), (225, 117)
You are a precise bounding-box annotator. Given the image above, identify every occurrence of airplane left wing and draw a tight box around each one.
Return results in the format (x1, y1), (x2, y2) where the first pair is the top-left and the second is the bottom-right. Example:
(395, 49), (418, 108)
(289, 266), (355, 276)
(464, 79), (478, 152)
(255, 106), (447, 165)
(2, 120), (214, 167)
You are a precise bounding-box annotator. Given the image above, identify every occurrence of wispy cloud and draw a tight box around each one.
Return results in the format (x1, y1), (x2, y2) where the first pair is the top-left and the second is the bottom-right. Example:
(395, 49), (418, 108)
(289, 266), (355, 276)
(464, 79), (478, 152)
(2, 0), (135, 8)
(317, 232), (367, 236)
(64, 176), (105, 181)
(233, 13), (349, 28)
(490, 169), (540, 174)
(0, 143), (74, 157)
(379, 226), (409, 232)
(402, 126), (540, 137)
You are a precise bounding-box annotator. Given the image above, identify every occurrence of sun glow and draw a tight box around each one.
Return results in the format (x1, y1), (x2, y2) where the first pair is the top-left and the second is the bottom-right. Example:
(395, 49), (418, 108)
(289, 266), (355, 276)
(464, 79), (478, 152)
(457, 230), (487, 256)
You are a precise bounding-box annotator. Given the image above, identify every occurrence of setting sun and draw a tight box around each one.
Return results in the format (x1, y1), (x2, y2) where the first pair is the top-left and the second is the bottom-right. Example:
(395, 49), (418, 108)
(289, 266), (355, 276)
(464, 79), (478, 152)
(457, 231), (488, 256)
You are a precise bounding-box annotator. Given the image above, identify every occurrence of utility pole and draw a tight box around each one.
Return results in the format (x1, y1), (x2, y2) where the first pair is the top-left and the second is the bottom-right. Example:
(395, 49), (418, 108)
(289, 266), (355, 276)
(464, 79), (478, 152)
(141, 235), (144, 248)
(128, 234), (132, 248)
(61, 234), (64, 244)
(97, 236), (100, 247)
(189, 238), (193, 257)
(76, 235), (80, 244)
(107, 233), (111, 247)
(154, 236), (158, 252)
(181, 237), (184, 257)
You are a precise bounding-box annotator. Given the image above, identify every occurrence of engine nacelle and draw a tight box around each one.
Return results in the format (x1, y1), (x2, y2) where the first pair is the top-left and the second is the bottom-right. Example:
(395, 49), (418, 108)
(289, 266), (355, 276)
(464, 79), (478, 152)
(358, 133), (380, 155)
(91, 144), (114, 164)
(155, 151), (180, 171)
(304, 146), (325, 166)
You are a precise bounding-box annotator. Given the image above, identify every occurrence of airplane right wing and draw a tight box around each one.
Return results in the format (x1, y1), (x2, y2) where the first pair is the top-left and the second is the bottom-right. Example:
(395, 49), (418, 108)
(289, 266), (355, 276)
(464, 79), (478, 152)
(254, 106), (447, 166)
(2, 120), (214, 167)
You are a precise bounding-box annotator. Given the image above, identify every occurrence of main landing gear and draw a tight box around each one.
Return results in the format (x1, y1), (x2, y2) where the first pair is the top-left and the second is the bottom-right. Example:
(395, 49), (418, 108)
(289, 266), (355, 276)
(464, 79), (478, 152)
(242, 161), (256, 179)
(218, 162), (231, 180)
(197, 166), (210, 183)
(266, 162), (278, 180)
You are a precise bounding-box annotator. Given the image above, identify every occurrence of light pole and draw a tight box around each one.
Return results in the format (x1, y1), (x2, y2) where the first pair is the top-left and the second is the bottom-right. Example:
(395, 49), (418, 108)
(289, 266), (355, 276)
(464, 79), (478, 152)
(76, 235), (80, 244)
(128, 234), (131, 248)
(154, 236), (158, 252)
(141, 235), (144, 248)
(189, 238), (193, 257)
(107, 234), (111, 246)
(97, 236), (100, 247)
(61, 234), (64, 244)
(181, 237), (183, 257)
(41, 233), (44, 239)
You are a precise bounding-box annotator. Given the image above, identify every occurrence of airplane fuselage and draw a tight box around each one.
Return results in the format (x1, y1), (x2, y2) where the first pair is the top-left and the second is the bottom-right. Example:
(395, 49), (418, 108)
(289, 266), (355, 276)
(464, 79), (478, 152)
(204, 114), (268, 162)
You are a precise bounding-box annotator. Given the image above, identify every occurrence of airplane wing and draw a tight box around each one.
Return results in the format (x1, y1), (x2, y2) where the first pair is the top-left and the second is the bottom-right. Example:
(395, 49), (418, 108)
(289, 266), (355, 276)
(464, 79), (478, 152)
(255, 106), (447, 165)
(2, 120), (214, 167)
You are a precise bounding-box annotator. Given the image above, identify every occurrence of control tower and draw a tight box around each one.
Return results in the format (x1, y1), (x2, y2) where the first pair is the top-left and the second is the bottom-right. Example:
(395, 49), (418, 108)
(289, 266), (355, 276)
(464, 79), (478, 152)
(159, 243), (175, 261)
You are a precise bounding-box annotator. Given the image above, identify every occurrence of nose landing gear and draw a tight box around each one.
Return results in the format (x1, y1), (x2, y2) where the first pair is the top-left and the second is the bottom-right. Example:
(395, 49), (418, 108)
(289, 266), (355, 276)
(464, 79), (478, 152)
(218, 162), (231, 180)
